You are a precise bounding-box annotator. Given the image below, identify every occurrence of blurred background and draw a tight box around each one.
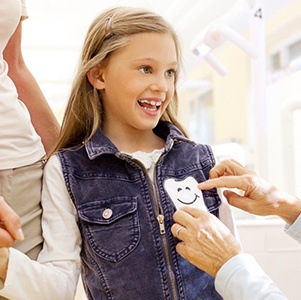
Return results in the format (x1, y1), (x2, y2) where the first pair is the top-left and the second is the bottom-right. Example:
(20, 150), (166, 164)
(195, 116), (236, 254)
(23, 0), (301, 298)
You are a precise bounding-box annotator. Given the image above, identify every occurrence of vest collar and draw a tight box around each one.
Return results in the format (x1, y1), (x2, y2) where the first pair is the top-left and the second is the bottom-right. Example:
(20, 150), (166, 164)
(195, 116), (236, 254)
(85, 121), (190, 160)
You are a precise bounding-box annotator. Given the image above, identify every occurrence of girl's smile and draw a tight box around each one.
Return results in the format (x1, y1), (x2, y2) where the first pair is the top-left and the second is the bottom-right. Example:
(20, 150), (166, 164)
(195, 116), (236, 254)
(137, 98), (164, 114)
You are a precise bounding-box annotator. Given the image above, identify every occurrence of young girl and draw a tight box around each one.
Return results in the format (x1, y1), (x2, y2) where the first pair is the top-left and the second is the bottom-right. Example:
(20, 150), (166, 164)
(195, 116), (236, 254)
(0, 6), (237, 299)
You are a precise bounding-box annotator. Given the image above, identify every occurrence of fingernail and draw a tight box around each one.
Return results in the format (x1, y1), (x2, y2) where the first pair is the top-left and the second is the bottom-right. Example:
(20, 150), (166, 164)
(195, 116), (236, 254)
(16, 228), (24, 241)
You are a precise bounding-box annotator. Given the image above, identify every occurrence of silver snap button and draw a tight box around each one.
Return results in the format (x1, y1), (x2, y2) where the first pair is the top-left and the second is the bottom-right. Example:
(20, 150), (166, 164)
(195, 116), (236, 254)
(102, 208), (113, 219)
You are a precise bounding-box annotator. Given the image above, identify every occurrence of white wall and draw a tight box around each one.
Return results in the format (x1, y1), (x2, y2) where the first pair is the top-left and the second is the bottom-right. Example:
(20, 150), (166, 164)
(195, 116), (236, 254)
(266, 71), (301, 197)
(237, 218), (301, 300)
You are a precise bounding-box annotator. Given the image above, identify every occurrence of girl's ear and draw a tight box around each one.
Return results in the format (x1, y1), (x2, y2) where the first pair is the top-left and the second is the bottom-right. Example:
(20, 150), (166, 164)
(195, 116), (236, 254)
(87, 65), (105, 90)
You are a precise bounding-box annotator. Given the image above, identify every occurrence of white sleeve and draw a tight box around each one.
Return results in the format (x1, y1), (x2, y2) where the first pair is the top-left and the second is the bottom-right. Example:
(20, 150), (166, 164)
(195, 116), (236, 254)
(215, 253), (288, 300)
(284, 214), (301, 243)
(0, 155), (82, 300)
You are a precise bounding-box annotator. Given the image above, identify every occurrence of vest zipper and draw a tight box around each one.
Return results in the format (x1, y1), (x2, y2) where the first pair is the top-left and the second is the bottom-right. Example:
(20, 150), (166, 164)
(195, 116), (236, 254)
(152, 169), (180, 300)
(157, 214), (166, 234)
(156, 212), (179, 300)
(123, 155), (180, 300)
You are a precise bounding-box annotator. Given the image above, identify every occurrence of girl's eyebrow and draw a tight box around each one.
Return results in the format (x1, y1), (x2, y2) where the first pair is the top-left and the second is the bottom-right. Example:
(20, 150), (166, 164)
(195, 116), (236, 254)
(133, 57), (178, 67)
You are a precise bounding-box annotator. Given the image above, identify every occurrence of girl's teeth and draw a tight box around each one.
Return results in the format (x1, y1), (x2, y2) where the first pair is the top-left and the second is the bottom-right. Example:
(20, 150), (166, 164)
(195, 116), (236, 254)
(138, 99), (162, 106)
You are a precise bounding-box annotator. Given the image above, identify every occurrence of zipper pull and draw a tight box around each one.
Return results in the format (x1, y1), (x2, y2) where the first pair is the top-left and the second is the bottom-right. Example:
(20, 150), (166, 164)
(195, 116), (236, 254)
(157, 214), (166, 234)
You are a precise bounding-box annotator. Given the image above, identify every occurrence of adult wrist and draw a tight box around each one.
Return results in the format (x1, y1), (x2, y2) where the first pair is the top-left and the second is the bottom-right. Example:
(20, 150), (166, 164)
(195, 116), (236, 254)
(277, 194), (301, 225)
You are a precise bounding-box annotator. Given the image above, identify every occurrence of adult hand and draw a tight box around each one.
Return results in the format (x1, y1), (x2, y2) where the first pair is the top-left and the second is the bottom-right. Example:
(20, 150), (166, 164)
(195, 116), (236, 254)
(198, 159), (301, 225)
(0, 196), (24, 247)
(171, 206), (241, 277)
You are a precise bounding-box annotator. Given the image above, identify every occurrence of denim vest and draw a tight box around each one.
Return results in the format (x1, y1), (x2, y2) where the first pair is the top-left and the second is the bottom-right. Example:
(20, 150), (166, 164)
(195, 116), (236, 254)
(58, 122), (223, 300)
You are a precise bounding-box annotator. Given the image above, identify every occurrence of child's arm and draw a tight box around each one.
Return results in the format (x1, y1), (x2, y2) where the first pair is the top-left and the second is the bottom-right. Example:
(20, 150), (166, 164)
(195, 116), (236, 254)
(0, 156), (81, 300)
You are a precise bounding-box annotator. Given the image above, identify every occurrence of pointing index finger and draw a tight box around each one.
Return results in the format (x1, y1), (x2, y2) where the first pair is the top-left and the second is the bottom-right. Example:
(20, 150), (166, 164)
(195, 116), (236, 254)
(198, 175), (249, 193)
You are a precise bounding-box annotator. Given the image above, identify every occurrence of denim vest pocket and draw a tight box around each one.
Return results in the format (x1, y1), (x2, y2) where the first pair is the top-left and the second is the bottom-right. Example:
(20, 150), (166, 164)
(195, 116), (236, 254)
(77, 196), (140, 263)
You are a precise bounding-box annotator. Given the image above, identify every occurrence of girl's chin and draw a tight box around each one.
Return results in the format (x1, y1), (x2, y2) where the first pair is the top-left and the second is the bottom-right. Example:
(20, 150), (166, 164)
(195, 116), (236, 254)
(135, 119), (160, 131)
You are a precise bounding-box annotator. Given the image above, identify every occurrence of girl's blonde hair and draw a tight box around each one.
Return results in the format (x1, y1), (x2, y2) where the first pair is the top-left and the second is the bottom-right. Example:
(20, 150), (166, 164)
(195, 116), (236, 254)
(54, 6), (187, 152)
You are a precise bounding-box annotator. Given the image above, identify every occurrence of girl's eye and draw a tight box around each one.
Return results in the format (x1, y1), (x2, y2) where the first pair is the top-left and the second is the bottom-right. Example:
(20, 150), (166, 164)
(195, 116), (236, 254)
(166, 69), (176, 77)
(139, 66), (152, 74)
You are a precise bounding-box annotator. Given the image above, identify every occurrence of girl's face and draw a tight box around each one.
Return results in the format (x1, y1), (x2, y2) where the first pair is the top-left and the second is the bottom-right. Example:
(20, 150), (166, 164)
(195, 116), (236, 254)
(96, 32), (178, 135)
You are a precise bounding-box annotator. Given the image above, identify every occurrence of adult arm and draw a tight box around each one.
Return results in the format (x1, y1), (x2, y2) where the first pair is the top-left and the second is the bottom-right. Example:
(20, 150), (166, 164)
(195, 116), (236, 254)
(0, 156), (81, 300)
(3, 21), (60, 156)
(171, 207), (287, 300)
(198, 159), (301, 226)
(216, 253), (288, 300)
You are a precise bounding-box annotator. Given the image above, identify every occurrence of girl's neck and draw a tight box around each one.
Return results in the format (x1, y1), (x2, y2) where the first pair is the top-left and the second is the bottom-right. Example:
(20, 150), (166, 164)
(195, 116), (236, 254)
(103, 125), (165, 153)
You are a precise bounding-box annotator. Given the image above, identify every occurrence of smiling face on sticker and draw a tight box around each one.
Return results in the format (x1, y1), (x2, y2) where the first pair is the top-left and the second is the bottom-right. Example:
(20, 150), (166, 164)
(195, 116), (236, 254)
(164, 177), (208, 211)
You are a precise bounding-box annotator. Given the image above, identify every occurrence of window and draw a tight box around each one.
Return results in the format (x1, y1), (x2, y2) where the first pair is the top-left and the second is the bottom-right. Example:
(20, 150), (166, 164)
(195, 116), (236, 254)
(293, 109), (301, 197)
(271, 52), (281, 71)
(289, 39), (301, 62)
(269, 36), (301, 81)
(188, 91), (214, 144)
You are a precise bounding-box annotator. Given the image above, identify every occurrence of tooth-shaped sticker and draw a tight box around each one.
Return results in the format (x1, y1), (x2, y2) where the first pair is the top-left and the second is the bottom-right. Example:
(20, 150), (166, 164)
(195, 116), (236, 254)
(164, 177), (208, 211)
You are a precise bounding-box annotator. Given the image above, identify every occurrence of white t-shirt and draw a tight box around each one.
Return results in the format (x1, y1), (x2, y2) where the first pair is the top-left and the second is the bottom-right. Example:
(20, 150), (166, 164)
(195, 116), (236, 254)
(0, 0), (45, 169)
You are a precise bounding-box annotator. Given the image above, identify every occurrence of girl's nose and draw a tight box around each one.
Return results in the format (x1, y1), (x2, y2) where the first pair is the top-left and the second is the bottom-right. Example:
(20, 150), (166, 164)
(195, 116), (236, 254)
(150, 75), (168, 93)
